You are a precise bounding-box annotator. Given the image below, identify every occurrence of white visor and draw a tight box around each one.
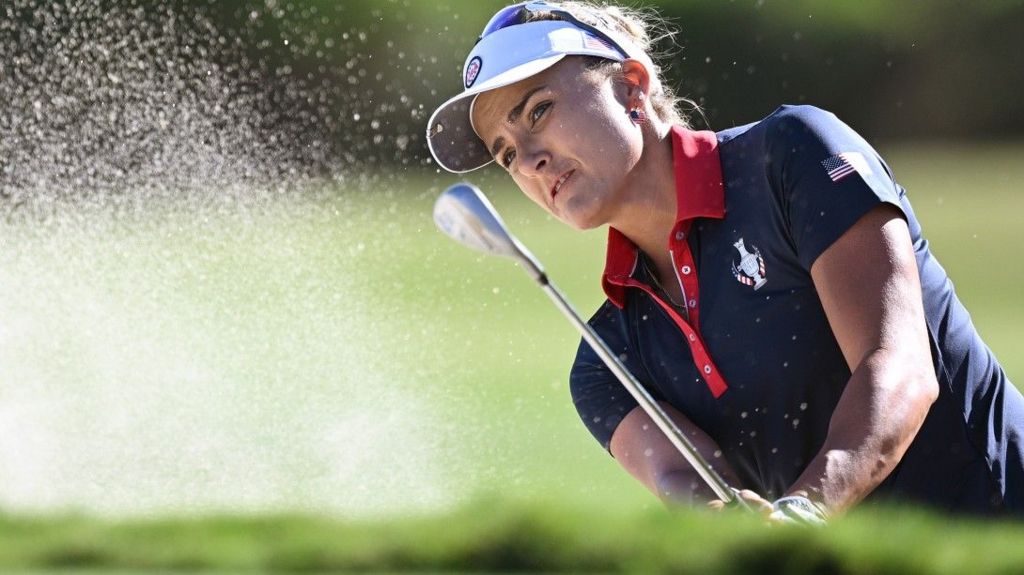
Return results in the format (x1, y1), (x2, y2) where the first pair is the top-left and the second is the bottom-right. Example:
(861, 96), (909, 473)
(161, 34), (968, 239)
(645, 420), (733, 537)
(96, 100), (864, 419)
(425, 20), (631, 174)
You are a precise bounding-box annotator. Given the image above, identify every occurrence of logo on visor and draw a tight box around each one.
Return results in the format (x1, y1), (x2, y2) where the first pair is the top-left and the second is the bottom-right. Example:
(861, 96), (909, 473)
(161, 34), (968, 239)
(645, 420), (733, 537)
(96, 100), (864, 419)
(465, 56), (483, 88)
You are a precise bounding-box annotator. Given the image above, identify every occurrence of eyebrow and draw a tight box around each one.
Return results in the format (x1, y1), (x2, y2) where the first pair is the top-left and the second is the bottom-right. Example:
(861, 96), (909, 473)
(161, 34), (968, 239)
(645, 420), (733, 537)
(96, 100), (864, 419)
(489, 85), (548, 160)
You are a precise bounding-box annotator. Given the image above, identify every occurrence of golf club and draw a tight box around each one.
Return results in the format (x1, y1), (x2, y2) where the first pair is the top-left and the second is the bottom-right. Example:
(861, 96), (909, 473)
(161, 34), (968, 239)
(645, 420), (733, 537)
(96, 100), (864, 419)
(433, 182), (744, 507)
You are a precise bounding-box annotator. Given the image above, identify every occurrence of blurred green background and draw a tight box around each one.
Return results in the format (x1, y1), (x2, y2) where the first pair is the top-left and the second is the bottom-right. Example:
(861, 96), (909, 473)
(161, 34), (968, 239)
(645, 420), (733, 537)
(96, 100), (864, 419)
(2, 0), (1023, 572)
(191, 0), (1024, 150)
(6, 0), (1023, 187)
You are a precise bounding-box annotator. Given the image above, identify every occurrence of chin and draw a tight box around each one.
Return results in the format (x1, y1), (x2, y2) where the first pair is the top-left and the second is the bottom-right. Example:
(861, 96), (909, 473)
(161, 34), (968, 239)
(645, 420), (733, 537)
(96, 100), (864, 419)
(557, 180), (621, 230)
(560, 202), (605, 231)
(566, 217), (603, 231)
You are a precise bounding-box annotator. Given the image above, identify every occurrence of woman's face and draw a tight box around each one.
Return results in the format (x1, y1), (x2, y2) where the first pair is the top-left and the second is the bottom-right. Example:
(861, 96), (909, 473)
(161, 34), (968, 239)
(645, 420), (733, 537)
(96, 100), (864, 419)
(471, 57), (643, 230)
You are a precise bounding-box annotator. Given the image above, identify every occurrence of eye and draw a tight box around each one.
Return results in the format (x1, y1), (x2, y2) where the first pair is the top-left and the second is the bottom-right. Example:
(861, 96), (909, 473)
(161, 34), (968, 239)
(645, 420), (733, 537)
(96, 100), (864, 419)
(501, 148), (517, 168)
(530, 101), (551, 126)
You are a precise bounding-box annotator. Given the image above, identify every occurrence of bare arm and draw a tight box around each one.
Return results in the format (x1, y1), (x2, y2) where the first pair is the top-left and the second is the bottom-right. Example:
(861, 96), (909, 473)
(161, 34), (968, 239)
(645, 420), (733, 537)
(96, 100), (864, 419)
(790, 204), (939, 513)
(610, 401), (743, 506)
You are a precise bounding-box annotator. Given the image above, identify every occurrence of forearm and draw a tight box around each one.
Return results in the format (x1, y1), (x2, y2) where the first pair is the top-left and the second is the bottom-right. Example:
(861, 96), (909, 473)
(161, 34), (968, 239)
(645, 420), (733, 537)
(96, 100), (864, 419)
(787, 347), (938, 514)
(654, 453), (743, 506)
(649, 411), (745, 506)
(613, 402), (743, 507)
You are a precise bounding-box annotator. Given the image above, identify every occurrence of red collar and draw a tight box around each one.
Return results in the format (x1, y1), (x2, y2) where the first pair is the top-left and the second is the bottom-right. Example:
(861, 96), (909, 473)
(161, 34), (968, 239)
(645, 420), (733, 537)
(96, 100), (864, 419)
(601, 126), (726, 308)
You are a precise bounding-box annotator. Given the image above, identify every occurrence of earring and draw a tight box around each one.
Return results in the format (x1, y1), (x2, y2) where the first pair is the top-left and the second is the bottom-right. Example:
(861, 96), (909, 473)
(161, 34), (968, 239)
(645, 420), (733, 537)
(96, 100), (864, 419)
(628, 107), (647, 125)
(628, 93), (647, 125)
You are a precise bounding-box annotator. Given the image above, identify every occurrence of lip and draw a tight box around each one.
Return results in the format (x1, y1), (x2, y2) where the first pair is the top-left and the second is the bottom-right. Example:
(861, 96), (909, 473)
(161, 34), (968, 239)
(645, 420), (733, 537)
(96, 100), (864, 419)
(550, 169), (575, 201)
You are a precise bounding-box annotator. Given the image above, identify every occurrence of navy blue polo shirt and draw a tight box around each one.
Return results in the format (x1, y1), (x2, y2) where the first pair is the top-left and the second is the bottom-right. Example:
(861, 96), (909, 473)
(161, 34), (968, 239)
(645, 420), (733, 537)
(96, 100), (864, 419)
(570, 105), (1024, 514)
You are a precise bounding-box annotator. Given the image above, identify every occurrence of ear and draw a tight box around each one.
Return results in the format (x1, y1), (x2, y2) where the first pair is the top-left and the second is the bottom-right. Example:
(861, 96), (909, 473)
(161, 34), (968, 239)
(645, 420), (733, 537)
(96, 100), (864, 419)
(619, 59), (651, 104)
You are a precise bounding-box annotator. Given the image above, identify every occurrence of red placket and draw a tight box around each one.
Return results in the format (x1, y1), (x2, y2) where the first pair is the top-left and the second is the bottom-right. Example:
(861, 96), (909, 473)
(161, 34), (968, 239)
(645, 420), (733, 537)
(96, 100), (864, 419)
(603, 253), (727, 398)
(600, 127), (728, 398)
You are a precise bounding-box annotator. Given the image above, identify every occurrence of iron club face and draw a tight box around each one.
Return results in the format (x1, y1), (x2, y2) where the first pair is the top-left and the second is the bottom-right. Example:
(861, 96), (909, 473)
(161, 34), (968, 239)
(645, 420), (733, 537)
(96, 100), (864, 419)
(433, 183), (545, 282)
(433, 183), (517, 257)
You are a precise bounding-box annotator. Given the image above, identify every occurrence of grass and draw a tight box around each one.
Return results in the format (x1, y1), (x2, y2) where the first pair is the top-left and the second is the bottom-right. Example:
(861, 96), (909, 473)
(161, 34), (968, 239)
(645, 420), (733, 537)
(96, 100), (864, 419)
(0, 142), (1022, 572)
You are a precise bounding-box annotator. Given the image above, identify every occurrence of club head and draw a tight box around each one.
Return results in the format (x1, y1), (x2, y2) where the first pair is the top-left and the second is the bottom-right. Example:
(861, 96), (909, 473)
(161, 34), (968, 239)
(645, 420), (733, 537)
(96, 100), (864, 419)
(433, 183), (518, 257)
(433, 182), (546, 282)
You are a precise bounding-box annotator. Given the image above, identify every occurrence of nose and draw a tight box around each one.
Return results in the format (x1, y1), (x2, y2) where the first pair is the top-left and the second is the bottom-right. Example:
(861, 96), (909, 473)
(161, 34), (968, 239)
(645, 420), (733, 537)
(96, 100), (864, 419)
(517, 145), (551, 178)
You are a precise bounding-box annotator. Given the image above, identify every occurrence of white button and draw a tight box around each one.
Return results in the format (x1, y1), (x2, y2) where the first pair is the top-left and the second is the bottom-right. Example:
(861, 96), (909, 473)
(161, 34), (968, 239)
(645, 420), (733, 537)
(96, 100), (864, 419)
(681, 266), (692, 275)
(688, 299), (697, 308)
(675, 231), (686, 241)
(688, 333), (697, 341)
(703, 365), (712, 374)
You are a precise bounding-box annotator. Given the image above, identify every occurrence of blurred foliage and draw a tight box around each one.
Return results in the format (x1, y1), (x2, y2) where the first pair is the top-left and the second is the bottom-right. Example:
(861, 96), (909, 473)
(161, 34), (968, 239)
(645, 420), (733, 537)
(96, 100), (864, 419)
(5, 0), (1022, 181)
(183, 0), (1024, 168)
(2, 499), (1024, 573)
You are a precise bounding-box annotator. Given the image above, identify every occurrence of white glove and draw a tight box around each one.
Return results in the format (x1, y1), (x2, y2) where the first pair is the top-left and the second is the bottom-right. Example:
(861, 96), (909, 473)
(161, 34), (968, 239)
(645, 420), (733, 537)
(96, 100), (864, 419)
(769, 495), (828, 526)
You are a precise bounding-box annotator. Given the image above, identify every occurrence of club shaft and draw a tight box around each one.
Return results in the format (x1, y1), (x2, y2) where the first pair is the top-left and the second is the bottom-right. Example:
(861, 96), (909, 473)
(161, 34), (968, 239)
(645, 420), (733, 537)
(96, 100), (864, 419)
(538, 280), (739, 505)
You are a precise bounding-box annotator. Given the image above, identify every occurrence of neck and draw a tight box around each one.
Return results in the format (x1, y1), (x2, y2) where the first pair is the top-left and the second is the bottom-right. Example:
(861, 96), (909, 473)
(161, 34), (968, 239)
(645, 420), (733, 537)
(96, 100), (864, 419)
(608, 122), (678, 271)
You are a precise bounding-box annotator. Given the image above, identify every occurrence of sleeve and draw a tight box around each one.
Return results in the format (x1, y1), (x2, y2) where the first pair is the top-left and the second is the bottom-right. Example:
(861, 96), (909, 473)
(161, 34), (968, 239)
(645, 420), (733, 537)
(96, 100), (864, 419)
(767, 105), (905, 271)
(569, 301), (650, 453)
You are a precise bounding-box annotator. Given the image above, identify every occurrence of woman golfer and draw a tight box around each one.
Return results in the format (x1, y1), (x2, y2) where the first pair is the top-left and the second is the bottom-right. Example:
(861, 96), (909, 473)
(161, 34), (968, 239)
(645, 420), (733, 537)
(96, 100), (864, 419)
(426, 1), (1023, 520)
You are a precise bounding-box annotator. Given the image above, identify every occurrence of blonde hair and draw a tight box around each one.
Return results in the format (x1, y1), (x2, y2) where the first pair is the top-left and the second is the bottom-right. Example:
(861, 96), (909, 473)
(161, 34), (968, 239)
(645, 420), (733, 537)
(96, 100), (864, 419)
(523, 1), (700, 128)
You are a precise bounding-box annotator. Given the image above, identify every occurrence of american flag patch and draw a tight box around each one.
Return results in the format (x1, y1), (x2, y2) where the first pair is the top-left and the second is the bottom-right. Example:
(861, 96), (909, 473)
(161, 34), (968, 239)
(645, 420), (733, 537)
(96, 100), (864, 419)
(583, 33), (615, 52)
(821, 152), (872, 182)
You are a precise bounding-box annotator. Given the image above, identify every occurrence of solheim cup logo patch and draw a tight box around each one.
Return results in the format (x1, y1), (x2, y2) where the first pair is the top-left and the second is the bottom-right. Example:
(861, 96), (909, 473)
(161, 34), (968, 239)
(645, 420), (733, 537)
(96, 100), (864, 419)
(464, 56), (482, 88)
(731, 238), (767, 290)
